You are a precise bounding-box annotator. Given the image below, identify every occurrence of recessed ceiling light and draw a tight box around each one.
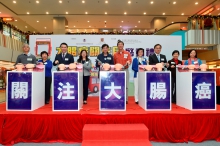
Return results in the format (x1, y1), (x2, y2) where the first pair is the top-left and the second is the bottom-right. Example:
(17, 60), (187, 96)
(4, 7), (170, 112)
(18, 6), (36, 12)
(66, 12), (68, 14)
(105, 0), (108, 3)
(0, 12), (1, 14)
(143, 12), (146, 15)
(46, 12), (49, 14)
(36, 0), (39, 3)
(121, 21), (123, 22)
(135, 26), (137, 27)
(85, 12), (88, 14)
(13, 1), (16, 3)
(44, 27), (47, 29)
(59, 0), (62, 3)
(181, 13), (184, 15)
(128, 1), (131, 4)
(195, 2), (198, 5)
(138, 21), (140, 23)
(105, 26), (106, 27)
(150, 1), (154, 4)
(172, 21), (174, 23)
(120, 26), (122, 27)
(89, 26), (91, 27)
(66, 25), (68, 27)
(87, 20), (90, 22)
(104, 21), (107, 22)
(82, 0), (85, 3)
(25, 26), (27, 28)
(74, 26), (76, 27)
(37, 20), (39, 22)
(124, 12), (127, 15)
(218, 8), (220, 10)
(105, 12), (107, 14)
(27, 12), (30, 14)
(15, 26), (17, 27)
(163, 13), (165, 15)
(173, 1), (176, 4)
(15, 19), (17, 21)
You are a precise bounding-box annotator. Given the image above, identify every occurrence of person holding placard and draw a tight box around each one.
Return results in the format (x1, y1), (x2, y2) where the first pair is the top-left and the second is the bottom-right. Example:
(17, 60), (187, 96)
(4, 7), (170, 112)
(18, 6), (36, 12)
(184, 49), (202, 65)
(113, 40), (132, 104)
(132, 48), (147, 104)
(168, 50), (182, 103)
(38, 51), (53, 104)
(15, 43), (37, 65)
(53, 42), (74, 66)
(77, 50), (92, 104)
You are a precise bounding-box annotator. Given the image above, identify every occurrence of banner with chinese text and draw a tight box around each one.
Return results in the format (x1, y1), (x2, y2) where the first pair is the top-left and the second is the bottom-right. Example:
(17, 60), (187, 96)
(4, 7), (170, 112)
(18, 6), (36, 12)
(146, 72), (171, 110)
(7, 72), (32, 110)
(192, 73), (216, 109)
(53, 72), (79, 110)
(100, 71), (126, 111)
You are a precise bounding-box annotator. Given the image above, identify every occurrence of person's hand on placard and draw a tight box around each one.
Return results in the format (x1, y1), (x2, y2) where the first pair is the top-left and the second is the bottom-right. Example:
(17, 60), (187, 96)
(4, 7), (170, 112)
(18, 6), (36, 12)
(171, 65), (175, 68)
(166, 63), (169, 68)
(126, 60), (131, 65)
(55, 60), (59, 65)
(38, 62), (43, 65)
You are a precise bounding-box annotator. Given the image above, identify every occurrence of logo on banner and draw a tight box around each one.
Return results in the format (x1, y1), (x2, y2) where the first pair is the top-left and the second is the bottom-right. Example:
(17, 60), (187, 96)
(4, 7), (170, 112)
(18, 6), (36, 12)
(150, 82), (167, 99)
(57, 82), (75, 99)
(104, 82), (121, 99)
(195, 82), (211, 99)
(11, 82), (28, 99)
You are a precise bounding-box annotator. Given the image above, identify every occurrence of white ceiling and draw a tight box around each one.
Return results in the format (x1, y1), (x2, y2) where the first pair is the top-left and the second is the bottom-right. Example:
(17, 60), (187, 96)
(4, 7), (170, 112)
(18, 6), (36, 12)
(0, 0), (219, 33)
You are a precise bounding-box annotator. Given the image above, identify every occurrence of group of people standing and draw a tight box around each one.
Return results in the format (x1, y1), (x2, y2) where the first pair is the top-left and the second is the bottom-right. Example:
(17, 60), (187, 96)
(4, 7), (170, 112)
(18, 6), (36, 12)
(15, 41), (202, 105)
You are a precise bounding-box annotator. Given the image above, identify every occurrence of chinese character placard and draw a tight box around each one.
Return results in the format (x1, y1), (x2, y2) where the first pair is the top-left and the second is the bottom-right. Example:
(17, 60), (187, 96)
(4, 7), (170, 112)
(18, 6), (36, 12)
(7, 72), (32, 110)
(146, 72), (171, 110)
(192, 73), (215, 109)
(53, 72), (79, 110)
(100, 71), (126, 111)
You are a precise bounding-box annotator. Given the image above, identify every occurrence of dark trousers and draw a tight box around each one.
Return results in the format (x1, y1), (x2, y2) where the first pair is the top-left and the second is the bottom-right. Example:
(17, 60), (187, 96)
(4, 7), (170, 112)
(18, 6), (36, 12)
(83, 76), (90, 101)
(171, 77), (176, 103)
(45, 77), (52, 103)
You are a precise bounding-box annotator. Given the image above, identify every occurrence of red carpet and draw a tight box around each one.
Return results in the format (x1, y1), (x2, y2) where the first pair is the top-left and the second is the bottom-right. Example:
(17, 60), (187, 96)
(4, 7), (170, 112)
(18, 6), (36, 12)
(0, 97), (220, 145)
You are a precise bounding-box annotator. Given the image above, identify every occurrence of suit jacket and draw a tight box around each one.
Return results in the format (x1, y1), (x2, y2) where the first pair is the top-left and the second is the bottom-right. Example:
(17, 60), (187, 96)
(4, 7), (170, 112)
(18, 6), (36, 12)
(53, 53), (74, 66)
(149, 53), (167, 65)
(167, 59), (182, 78)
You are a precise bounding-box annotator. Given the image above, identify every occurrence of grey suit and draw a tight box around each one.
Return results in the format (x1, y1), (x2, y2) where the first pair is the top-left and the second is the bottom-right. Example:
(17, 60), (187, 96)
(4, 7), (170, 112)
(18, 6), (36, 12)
(78, 59), (92, 76)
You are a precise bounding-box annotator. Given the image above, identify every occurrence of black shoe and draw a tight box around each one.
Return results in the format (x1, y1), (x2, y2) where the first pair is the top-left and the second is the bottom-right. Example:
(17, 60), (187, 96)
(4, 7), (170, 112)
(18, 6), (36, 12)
(45, 101), (49, 104)
(83, 101), (87, 104)
(126, 101), (128, 104)
(135, 101), (139, 104)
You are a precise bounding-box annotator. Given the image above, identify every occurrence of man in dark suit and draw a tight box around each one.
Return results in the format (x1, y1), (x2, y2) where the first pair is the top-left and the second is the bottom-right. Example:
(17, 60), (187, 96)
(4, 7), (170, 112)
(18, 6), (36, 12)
(149, 44), (169, 68)
(53, 42), (74, 66)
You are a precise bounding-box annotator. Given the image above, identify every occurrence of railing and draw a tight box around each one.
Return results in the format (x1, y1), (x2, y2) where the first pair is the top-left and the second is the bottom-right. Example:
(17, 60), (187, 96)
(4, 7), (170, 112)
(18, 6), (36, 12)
(0, 33), (23, 51)
(154, 22), (188, 35)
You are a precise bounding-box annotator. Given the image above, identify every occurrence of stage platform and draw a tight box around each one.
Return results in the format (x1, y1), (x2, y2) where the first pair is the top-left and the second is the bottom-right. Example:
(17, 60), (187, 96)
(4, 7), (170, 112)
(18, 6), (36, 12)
(0, 97), (220, 145)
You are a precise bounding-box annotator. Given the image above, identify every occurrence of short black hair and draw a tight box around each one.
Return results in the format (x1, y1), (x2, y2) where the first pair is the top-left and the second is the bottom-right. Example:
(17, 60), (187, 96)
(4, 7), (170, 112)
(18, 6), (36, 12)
(102, 44), (109, 49)
(60, 42), (68, 48)
(137, 48), (144, 55)
(172, 50), (180, 55)
(117, 40), (124, 46)
(188, 49), (197, 58)
(154, 44), (162, 49)
(40, 51), (48, 57)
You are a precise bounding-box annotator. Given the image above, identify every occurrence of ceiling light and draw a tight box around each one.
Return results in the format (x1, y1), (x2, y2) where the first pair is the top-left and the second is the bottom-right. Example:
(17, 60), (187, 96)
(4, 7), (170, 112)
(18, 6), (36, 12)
(0, 12), (1, 14)
(89, 26), (91, 27)
(173, 1), (176, 4)
(163, 13), (165, 15)
(143, 12), (146, 15)
(44, 27), (47, 29)
(15, 19), (17, 21)
(27, 12), (30, 14)
(105, 0), (108, 3)
(87, 20), (90, 22)
(138, 21), (140, 23)
(104, 21), (107, 22)
(120, 26), (122, 27)
(128, 1), (131, 4)
(172, 21), (174, 23)
(82, 0), (85, 3)
(121, 21), (123, 22)
(37, 20), (39, 22)
(181, 13), (184, 15)
(105, 26), (106, 27)
(124, 12), (127, 15)
(74, 26), (76, 27)
(85, 12), (88, 14)
(150, 1), (154, 4)
(66, 12), (68, 14)
(13, 1), (16, 3)
(15, 26), (17, 27)
(25, 26), (27, 28)
(105, 12), (107, 14)
(46, 12), (49, 14)
(36, 1), (39, 3)
(59, 0), (62, 3)
(195, 2), (198, 5)
(135, 26), (137, 27)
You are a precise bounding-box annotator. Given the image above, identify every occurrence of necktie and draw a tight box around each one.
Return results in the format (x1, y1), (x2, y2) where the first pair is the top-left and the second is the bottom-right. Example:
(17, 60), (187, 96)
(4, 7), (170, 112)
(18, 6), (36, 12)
(62, 54), (65, 60)
(157, 55), (160, 62)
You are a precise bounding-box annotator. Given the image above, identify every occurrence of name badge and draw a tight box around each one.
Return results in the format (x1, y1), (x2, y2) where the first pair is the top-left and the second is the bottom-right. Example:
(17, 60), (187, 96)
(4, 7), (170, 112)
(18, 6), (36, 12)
(124, 54), (128, 58)
(27, 58), (32, 61)
(65, 58), (69, 61)
(104, 58), (107, 60)
(107, 57), (111, 60)
(194, 61), (198, 64)
(44, 62), (47, 65)
(161, 58), (164, 61)
(86, 61), (88, 64)
(171, 62), (175, 65)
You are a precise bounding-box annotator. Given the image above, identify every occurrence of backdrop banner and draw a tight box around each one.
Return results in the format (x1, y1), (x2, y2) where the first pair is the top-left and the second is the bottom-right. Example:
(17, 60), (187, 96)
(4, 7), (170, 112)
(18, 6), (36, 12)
(29, 35), (182, 96)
